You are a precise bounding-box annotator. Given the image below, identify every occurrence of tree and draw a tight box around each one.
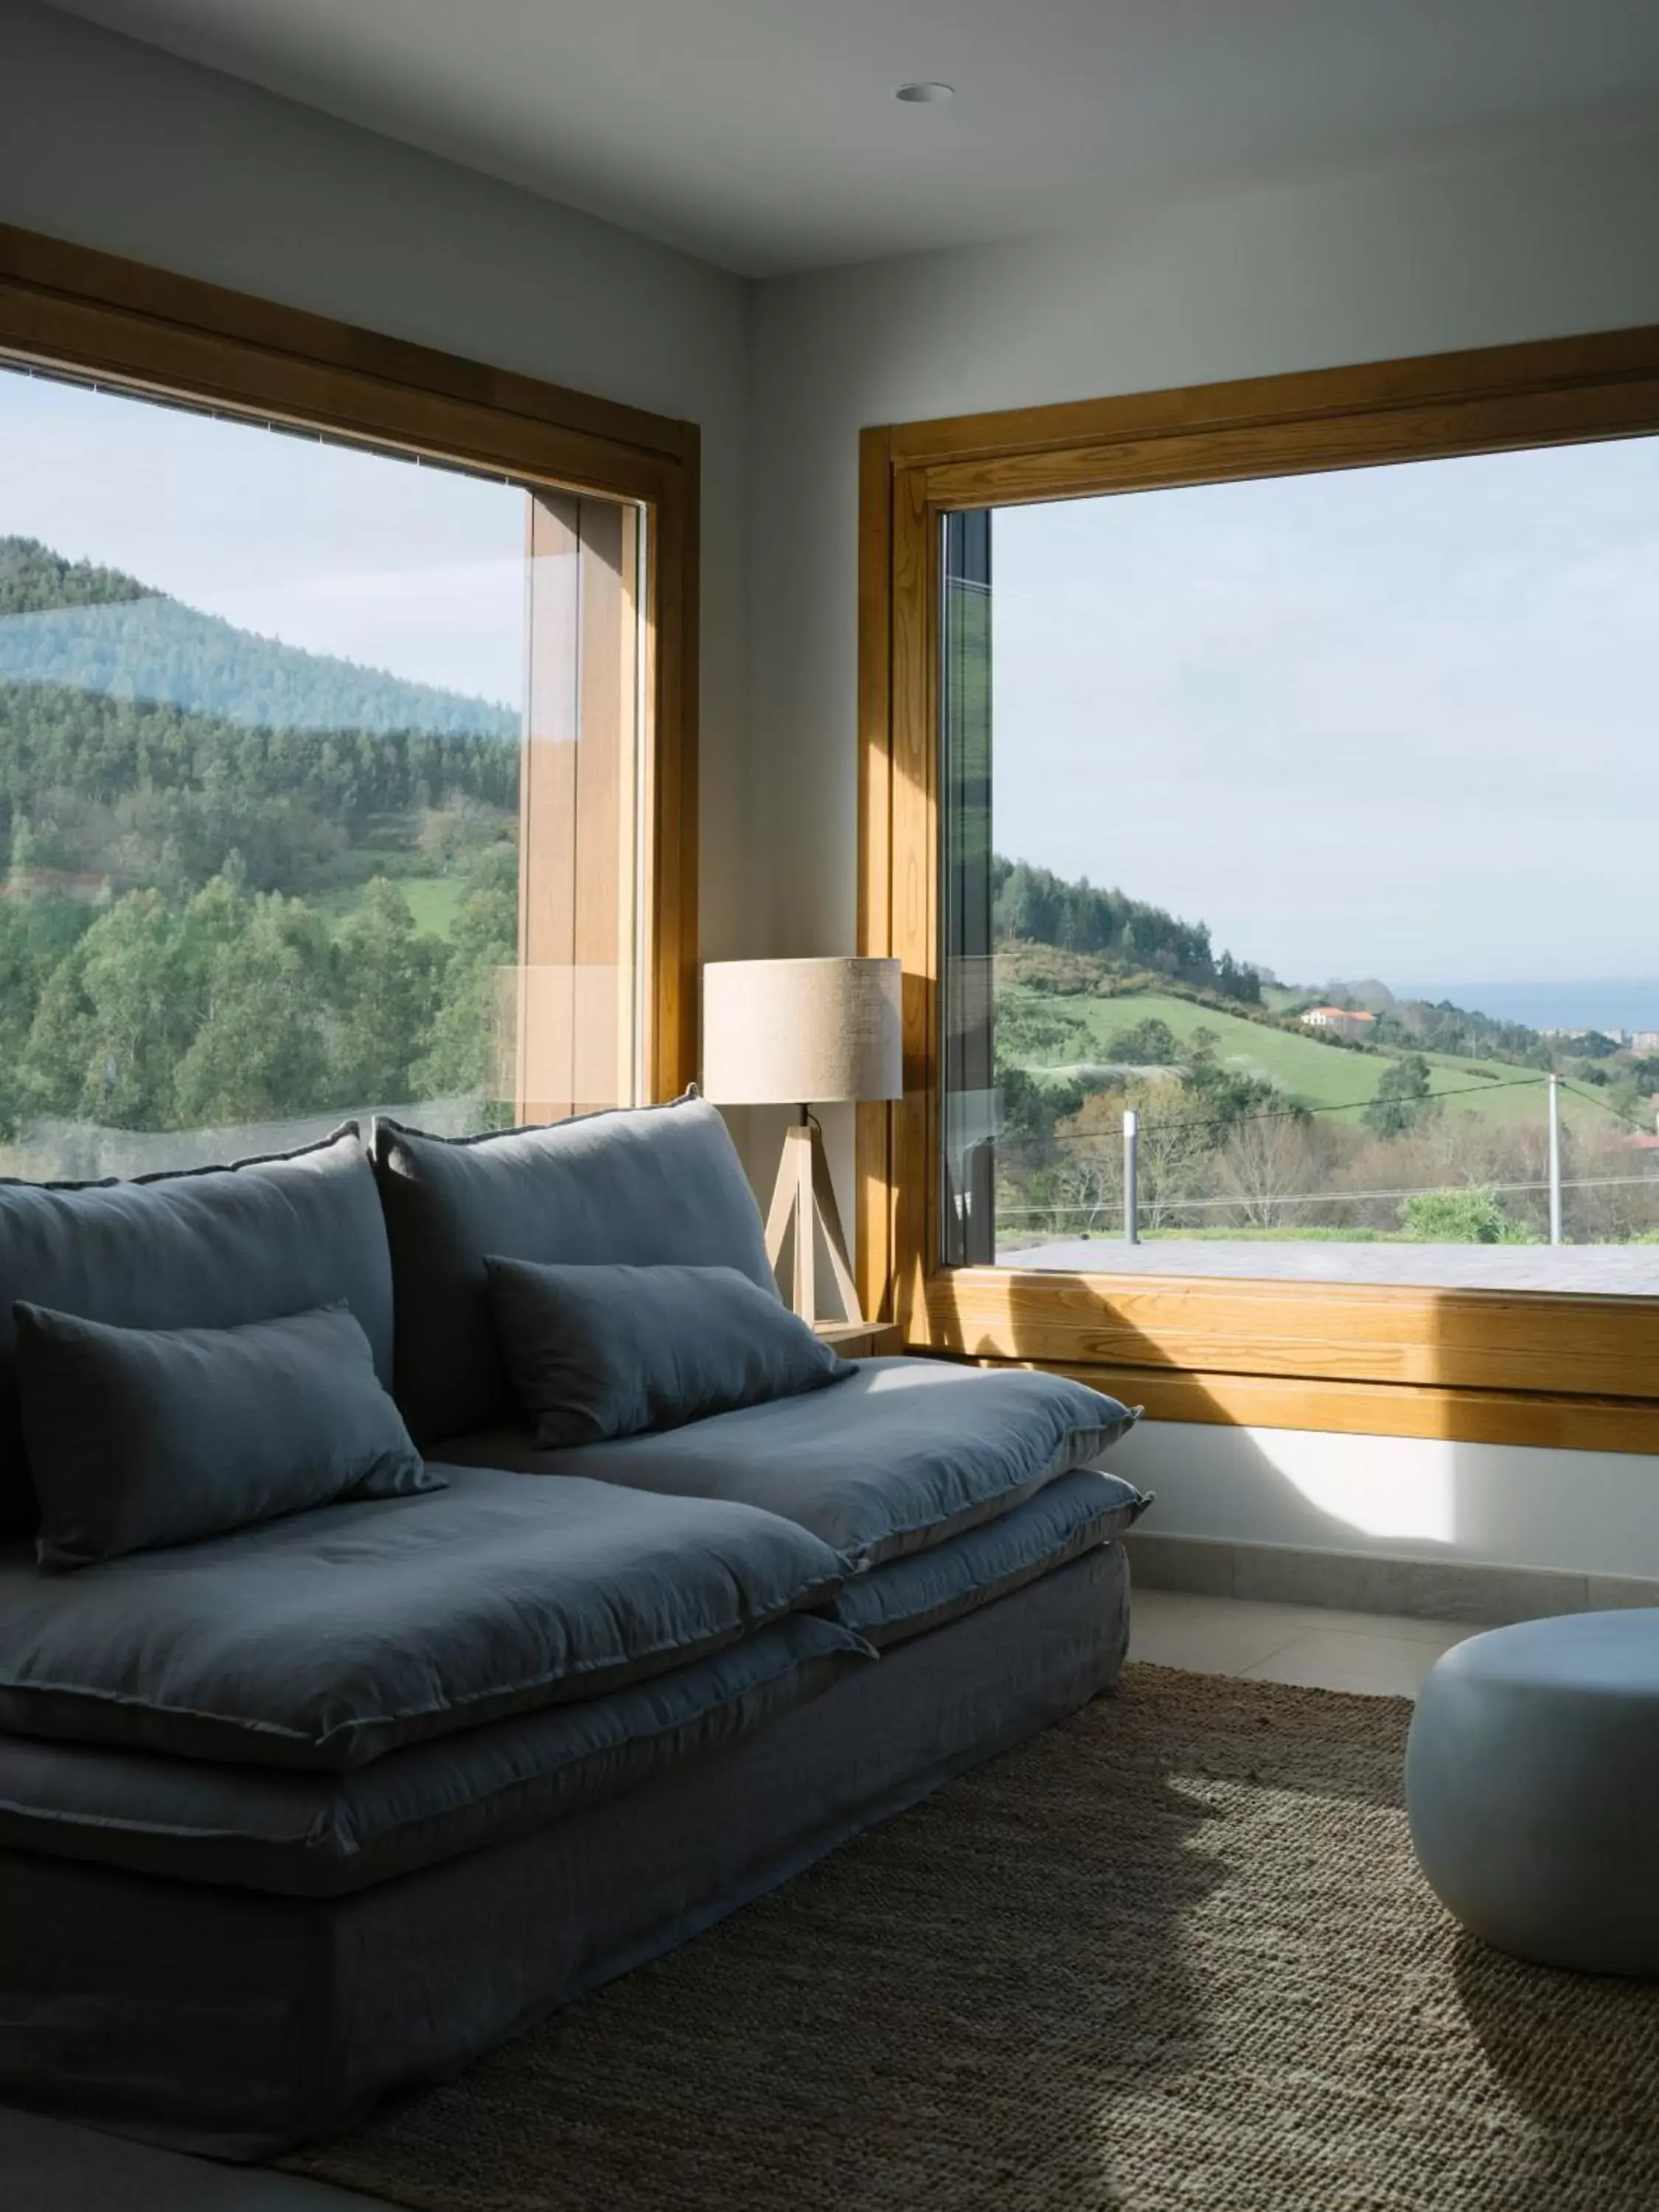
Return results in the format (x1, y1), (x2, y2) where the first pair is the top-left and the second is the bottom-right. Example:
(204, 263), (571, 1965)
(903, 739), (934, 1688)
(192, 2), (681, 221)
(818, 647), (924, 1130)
(331, 877), (441, 1107)
(1099, 1017), (1180, 1065)
(1219, 1112), (1317, 1228)
(414, 848), (518, 1105)
(1363, 1054), (1436, 1139)
(20, 887), (204, 1127)
(171, 891), (334, 1127)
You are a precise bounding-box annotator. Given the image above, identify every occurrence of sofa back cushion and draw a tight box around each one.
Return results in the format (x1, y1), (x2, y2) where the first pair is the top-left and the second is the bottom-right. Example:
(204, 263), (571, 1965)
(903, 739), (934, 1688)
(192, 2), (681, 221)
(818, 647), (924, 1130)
(372, 1096), (776, 1446)
(485, 1259), (852, 1448)
(0, 1127), (393, 1537)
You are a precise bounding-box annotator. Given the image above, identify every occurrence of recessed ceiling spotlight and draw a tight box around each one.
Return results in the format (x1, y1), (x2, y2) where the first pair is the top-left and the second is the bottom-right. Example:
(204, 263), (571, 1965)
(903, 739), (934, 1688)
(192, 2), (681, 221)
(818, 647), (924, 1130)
(896, 82), (954, 103)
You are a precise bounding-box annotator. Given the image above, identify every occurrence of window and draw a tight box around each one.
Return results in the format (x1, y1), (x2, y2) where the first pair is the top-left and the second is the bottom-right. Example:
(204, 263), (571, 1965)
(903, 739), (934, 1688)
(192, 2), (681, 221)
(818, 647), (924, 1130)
(860, 327), (1659, 1452)
(939, 442), (1659, 1288)
(0, 226), (698, 1179)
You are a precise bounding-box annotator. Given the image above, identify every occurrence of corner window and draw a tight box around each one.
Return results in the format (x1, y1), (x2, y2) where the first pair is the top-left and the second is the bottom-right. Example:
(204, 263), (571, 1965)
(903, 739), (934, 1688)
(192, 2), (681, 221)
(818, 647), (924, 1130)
(939, 439), (1659, 1296)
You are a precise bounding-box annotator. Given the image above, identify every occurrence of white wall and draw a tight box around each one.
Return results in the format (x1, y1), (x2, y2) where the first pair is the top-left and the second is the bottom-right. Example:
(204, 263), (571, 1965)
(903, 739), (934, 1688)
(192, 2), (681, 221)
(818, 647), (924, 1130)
(0, 0), (754, 960)
(747, 126), (1659, 1576)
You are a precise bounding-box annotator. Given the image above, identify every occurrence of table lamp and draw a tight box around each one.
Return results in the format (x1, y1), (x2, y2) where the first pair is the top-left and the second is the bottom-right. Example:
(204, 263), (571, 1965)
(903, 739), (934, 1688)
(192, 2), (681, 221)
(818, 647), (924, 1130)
(702, 957), (902, 1325)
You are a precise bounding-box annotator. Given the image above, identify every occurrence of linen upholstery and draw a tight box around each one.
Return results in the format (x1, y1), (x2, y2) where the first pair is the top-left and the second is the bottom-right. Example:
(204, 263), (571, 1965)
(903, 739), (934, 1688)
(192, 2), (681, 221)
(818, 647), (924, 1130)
(486, 1258), (852, 1448)
(0, 1545), (1128, 2159)
(0, 1125), (392, 1537)
(832, 1467), (1149, 1647)
(0, 1613), (872, 1897)
(0, 1468), (849, 1769)
(372, 1095), (777, 1446)
(437, 1355), (1141, 1568)
(18, 1302), (434, 1572)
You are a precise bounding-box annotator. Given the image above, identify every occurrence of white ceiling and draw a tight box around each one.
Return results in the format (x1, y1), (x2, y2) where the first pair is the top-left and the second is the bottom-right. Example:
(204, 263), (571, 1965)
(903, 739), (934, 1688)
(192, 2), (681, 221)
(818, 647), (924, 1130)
(46, 0), (1659, 276)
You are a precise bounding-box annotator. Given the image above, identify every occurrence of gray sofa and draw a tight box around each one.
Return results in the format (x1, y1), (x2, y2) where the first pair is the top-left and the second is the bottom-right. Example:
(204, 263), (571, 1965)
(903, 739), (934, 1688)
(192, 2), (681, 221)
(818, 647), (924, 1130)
(0, 1096), (1142, 2157)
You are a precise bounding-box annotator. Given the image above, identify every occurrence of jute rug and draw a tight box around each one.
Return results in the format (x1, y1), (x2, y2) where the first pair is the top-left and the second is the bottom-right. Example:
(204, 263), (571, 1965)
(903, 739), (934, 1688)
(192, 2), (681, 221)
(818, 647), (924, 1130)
(283, 1663), (1659, 2212)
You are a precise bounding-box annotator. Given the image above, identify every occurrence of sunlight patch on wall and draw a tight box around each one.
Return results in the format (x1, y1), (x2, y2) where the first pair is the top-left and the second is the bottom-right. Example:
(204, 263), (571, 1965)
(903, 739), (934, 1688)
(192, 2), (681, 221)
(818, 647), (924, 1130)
(1264, 1430), (1456, 1544)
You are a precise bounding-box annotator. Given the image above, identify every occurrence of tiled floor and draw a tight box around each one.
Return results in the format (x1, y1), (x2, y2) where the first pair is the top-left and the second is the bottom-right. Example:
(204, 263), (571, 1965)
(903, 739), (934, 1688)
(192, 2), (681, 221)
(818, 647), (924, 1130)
(1129, 1587), (1474, 1698)
(0, 1590), (1471, 2210)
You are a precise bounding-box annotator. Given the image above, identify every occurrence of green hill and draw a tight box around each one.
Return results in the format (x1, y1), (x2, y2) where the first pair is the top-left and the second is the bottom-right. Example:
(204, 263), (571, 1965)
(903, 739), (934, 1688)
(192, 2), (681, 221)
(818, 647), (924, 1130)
(0, 536), (515, 739)
(1000, 983), (1601, 1132)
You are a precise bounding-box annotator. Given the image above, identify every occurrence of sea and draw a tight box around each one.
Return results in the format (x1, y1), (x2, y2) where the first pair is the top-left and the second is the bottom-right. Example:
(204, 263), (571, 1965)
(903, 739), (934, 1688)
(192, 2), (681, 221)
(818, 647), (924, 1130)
(1397, 981), (1659, 1036)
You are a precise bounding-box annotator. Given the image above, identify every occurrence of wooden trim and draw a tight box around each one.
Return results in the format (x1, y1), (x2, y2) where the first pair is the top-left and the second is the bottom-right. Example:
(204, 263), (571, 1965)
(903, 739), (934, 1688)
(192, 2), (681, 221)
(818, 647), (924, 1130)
(888, 321), (1659, 470)
(0, 223), (691, 472)
(855, 428), (896, 1322)
(0, 221), (699, 1103)
(856, 320), (1659, 1453)
(647, 429), (700, 1102)
(990, 1362), (1659, 1458)
(935, 1269), (1659, 1399)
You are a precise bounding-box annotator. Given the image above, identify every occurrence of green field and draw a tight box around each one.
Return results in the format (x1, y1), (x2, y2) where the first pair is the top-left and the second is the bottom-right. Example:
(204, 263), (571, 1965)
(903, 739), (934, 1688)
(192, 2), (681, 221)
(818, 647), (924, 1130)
(1002, 984), (1602, 1131)
(314, 874), (471, 940)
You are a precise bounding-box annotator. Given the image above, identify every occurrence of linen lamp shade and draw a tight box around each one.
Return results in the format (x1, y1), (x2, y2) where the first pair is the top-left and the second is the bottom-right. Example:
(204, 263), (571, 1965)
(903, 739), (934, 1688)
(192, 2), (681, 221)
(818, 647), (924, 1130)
(701, 959), (902, 1106)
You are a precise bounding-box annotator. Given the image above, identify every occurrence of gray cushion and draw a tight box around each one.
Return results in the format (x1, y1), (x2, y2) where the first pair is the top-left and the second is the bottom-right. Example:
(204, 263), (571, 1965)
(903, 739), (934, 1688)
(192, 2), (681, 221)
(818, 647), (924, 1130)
(373, 1095), (777, 1447)
(16, 1302), (435, 1573)
(833, 1467), (1149, 1647)
(437, 1356), (1142, 1568)
(0, 1613), (872, 1898)
(0, 1126), (392, 1539)
(486, 1258), (853, 1448)
(0, 1467), (849, 1770)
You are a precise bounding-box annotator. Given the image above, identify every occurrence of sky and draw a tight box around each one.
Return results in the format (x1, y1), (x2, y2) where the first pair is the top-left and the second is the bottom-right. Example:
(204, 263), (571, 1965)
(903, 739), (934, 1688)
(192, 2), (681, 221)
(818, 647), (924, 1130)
(991, 434), (1659, 996)
(0, 365), (528, 706)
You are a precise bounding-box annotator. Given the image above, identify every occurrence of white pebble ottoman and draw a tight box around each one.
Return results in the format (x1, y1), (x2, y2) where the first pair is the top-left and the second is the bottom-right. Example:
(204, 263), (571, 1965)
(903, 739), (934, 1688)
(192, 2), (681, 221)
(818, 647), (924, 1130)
(1406, 1610), (1659, 1976)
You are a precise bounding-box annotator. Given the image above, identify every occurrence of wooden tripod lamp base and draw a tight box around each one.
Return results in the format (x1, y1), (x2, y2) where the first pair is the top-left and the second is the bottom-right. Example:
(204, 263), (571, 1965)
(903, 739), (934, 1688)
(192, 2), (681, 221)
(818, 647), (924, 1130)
(763, 1112), (861, 1327)
(700, 956), (904, 1332)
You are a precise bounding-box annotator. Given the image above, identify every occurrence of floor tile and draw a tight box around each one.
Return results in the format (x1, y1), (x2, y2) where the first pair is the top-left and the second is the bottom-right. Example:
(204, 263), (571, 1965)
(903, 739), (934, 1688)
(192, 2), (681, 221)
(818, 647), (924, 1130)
(1239, 1627), (1451, 1698)
(1127, 1591), (1312, 1676)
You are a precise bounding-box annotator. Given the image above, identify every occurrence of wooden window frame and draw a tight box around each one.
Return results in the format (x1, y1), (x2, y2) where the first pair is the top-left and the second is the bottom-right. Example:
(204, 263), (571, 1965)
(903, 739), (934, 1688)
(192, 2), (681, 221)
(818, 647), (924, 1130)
(858, 324), (1659, 1454)
(0, 221), (699, 1100)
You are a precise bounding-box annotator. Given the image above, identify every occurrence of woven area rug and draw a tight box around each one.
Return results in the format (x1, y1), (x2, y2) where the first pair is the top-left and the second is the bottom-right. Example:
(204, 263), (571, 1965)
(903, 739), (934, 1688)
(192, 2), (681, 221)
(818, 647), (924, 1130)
(283, 1663), (1659, 2212)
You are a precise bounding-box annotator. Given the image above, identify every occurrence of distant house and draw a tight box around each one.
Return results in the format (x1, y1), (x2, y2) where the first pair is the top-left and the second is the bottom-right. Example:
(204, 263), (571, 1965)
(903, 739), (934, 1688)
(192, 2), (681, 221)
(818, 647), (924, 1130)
(1632, 1030), (1659, 1057)
(1300, 1006), (1377, 1040)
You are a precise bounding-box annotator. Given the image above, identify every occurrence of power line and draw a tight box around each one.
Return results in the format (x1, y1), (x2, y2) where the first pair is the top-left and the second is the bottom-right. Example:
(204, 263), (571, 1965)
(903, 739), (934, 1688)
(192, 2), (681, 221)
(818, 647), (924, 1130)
(1012, 1068), (1552, 1147)
(1559, 1079), (1658, 1138)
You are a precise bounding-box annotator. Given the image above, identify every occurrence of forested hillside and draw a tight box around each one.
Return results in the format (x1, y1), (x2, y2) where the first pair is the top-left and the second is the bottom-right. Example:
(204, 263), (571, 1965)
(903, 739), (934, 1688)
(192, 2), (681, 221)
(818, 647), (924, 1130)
(0, 538), (515, 736)
(0, 540), (520, 1147)
(991, 855), (1262, 1004)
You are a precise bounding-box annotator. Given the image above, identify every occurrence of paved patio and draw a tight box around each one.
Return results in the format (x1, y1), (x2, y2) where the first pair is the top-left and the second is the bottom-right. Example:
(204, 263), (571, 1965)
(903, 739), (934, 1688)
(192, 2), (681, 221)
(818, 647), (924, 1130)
(998, 1237), (1659, 1294)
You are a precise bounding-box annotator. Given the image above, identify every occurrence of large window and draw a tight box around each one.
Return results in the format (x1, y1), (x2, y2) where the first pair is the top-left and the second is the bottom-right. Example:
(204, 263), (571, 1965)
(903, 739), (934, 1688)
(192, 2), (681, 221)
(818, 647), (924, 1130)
(0, 228), (696, 1178)
(859, 328), (1659, 1453)
(939, 441), (1659, 1293)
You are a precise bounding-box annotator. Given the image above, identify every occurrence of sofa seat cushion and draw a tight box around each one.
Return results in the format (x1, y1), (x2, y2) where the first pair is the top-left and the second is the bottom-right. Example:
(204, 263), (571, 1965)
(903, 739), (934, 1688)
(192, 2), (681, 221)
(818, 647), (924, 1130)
(0, 1469), (849, 1770)
(832, 1468), (1148, 1649)
(437, 1357), (1140, 1569)
(0, 1613), (872, 1898)
(373, 1096), (778, 1447)
(0, 1125), (394, 1539)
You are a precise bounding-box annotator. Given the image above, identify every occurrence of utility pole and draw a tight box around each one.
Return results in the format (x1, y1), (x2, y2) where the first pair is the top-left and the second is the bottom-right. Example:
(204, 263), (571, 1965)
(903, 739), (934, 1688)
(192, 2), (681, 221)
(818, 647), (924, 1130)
(1123, 1107), (1140, 1246)
(1547, 1073), (1564, 1247)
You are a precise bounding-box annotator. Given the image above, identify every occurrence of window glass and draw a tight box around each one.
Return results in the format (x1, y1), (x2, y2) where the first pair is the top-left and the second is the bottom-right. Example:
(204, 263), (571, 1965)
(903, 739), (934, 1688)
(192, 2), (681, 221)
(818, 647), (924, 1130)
(940, 439), (1659, 1290)
(0, 364), (643, 1179)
